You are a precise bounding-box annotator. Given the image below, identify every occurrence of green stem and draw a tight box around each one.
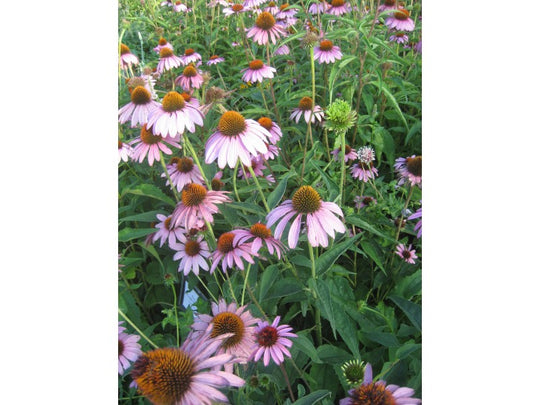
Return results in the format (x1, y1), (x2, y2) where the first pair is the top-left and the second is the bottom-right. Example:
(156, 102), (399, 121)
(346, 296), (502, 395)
(183, 135), (211, 189)
(241, 263), (252, 306)
(247, 165), (270, 213)
(224, 270), (238, 303)
(280, 363), (296, 402)
(118, 308), (158, 349)
(159, 151), (180, 202)
(170, 282), (180, 347)
(196, 274), (218, 302)
(233, 160), (241, 202)
(308, 243), (323, 346)
(339, 130), (347, 204)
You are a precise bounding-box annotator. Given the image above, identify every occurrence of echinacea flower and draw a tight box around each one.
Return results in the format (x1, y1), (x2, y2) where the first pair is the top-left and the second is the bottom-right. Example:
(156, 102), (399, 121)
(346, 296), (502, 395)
(261, 143), (280, 160)
(192, 298), (259, 372)
(147, 91), (204, 138)
(390, 32), (409, 44)
(118, 322), (142, 375)
(378, 0), (397, 12)
(223, 3), (247, 16)
(251, 316), (296, 366)
(340, 363), (421, 405)
(173, 0), (188, 12)
(153, 213), (186, 247)
(119, 44), (139, 70)
(211, 171), (225, 191)
(118, 140), (133, 163)
(131, 325), (245, 405)
(341, 359), (364, 386)
(263, 1), (279, 14)
(171, 233), (211, 276)
(394, 155), (422, 187)
(331, 145), (358, 162)
(290, 97), (324, 124)
(238, 156), (268, 180)
(408, 206), (422, 238)
(210, 232), (257, 273)
(153, 37), (173, 53)
(385, 8), (415, 31)
(233, 222), (285, 259)
(162, 156), (205, 192)
(156, 47), (184, 74)
(354, 195), (377, 209)
(275, 3), (297, 19)
(130, 124), (182, 166)
(266, 185), (346, 248)
(243, 0), (268, 8)
(326, 0), (352, 16)
(171, 183), (231, 230)
(118, 86), (161, 127)
(179, 92), (200, 108)
(241, 59), (276, 83)
(205, 111), (271, 169)
(180, 48), (202, 65)
(395, 243), (418, 264)
(351, 146), (378, 182)
(314, 39), (343, 64)
(207, 55), (225, 65)
(257, 117), (282, 144)
(175, 64), (205, 92)
(246, 11), (287, 45)
(274, 44), (290, 55)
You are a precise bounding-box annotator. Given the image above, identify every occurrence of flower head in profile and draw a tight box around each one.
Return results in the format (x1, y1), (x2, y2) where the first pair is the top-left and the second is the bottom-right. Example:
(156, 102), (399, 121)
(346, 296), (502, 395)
(118, 140), (133, 163)
(205, 111), (271, 169)
(207, 55), (225, 65)
(233, 222), (286, 259)
(171, 183), (231, 230)
(243, 0), (267, 7)
(156, 47), (183, 74)
(257, 117), (282, 144)
(385, 8), (416, 31)
(390, 32), (409, 44)
(314, 40), (343, 64)
(326, 0), (352, 16)
(274, 44), (290, 56)
(351, 146), (378, 182)
(153, 213), (186, 247)
(161, 156), (205, 192)
(408, 206), (422, 238)
(241, 59), (276, 83)
(266, 185), (346, 248)
(118, 322), (142, 375)
(120, 44), (139, 70)
(192, 298), (260, 372)
(118, 86), (161, 127)
(223, 3), (248, 16)
(153, 37), (173, 53)
(210, 232), (257, 273)
(171, 233), (211, 276)
(340, 363), (421, 405)
(309, 0), (330, 14)
(131, 325), (245, 405)
(180, 48), (202, 65)
(378, 0), (397, 12)
(238, 156), (270, 181)
(130, 124), (182, 166)
(252, 316), (296, 366)
(290, 97), (324, 124)
(396, 243), (418, 264)
(354, 195), (377, 209)
(173, 0), (189, 12)
(246, 11), (287, 45)
(394, 155), (422, 187)
(147, 91), (204, 138)
(331, 145), (358, 162)
(175, 64), (205, 92)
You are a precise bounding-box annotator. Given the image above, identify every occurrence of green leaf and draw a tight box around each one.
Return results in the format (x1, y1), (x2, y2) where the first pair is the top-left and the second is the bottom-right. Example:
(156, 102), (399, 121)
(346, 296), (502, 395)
(258, 264), (279, 301)
(118, 227), (156, 242)
(395, 343), (421, 360)
(346, 216), (395, 242)
(292, 390), (331, 405)
(119, 210), (164, 223)
(359, 239), (386, 275)
(292, 333), (323, 364)
(263, 278), (304, 301)
(405, 120), (422, 145)
(122, 184), (176, 207)
(317, 345), (352, 364)
(378, 82), (409, 131)
(361, 331), (400, 347)
(316, 234), (361, 276)
(267, 171), (296, 209)
(388, 295), (422, 331)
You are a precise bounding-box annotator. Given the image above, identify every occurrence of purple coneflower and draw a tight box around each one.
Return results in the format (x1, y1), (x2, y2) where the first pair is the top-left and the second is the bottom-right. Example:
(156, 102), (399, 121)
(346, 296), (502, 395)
(175, 64), (205, 92)
(246, 11), (287, 45)
(210, 232), (257, 273)
(118, 86), (161, 127)
(130, 124), (182, 166)
(261, 143), (280, 160)
(171, 234), (211, 276)
(131, 325), (245, 405)
(233, 222), (285, 259)
(390, 32), (409, 44)
(171, 183), (231, 230)
(354, 195), (377, 209)
(340, 363), (421, 405)
(156, 47), (183, 74)
(266, 185), (346, 248)
(118, 140), (133, 163)
(409, 206), (422, 238)
(181, 48), (202, 65)
(211, 171), (225, 191)
(147, 91), (204, 138)
(118, 322), (142, 375)
(290, 97), (325, 124)
(394, 155), (422, 187)
(252, 316), (296, 366)
(223, 3), (247, 16)
(239, 156), (268, 180)
(173, 0), (188, 12)
(243, 0), (267, 7)
(331, 145), (358, 162)
(120, 44), (139, 70)
(154, 213), (185, 247)
(263, 1), (279, 14)
(180, 91), (200, 108)
(274, 44), (290, 55)
(309, 0), (330, 14)
(385, 8), (415, 31)
(162, 156), (205, 192)
(153, 37), (173, 53)
(242, 59), (276, 83)
(351, 145), (378, 182)
(207, 55), (225, 65)
(257, 117), (282, 144)
(276, 3), (297, 19)
(396, 243), (418, 264)
(314, 39), (343, 64)
(205, 111), (271, 169)
(378, 0), (397, 12)
(192, 299), (259, 373)
(326, 0), (351, 16)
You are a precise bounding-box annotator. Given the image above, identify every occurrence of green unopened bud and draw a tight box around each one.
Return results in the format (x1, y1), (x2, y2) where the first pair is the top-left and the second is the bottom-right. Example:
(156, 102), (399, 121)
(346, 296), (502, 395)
(301, 31), (319, 49)
(324, 99), (357, 132)
(341, 359), (364, 385)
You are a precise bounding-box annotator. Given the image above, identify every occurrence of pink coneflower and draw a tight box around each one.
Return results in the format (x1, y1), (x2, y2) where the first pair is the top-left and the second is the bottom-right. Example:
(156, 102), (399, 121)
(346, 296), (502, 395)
(147, 91), (204, 137)
(354, 195), (377, 209)
(211, 171), (225, 191)
(266, 185), (346, 248)
(153, 37), (173, 53)
(251, 316), (296, 366)
(207, 55), (225, 65)
(385, 8), (415, 31)
(130, 124), (182, 166)
(340, 363), (421, 405)
(118, 86), (161, 127)
(276, 3), (297, 19)
(175, 64), (205, 92)
(162, 156), (205, 192)
(351, 145), (378, 182)
(210, 232), (257, 273)
(171, 183), (231, 230)
(242, 59), (276, 83)
(331, 145), (358, 162)
(274, 44), (290, 55)
(290, 97), (325, 124)
(173, 0), (188, 12)
(261, 143), (280, 160)
(156, 47), (183, 74)
(390, 32), (409, 44)
(243, 0), (267, 7)
(238, 155), (273, 182)
(314, 39), (343, 64)
(118, 140), (133, 163)
(396, 243), (418, 264)
(233, 222), (285, 259)
(179, 91), (200, 108)
(153, 213), (186, 247)
(131, 325), (245, 405)
(192, 299), (259, 373)
(257, 117), (282, 144)
(205, 111), (271, 169)
(120, 44), (139, 70)
(263, 1), (279, 14)
(171, 233), (211, 276)
(326, 0), (352, 16)
(394, 155), (422, 187)
(246, 11), (287, 45)
(223, 3), (247, 16)
(309, 0), (330, 14)
(180, 48), (202, 65)
(118, 322), (142, 375)
(409, 206), (422, 238)
(378, 0), (397, 12)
